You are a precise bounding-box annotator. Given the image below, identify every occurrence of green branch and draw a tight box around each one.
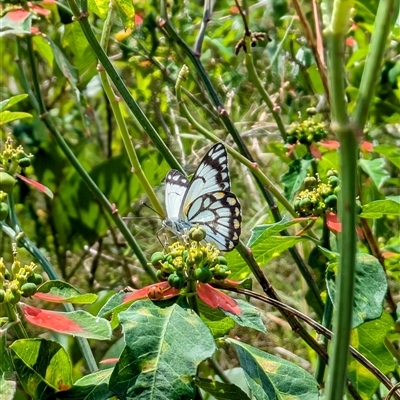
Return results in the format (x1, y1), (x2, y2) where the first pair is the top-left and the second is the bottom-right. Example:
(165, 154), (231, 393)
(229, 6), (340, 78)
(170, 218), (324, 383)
(325, 1), (358, 398)
(353, 0), (396, 129)
(99, 3), (164, 217)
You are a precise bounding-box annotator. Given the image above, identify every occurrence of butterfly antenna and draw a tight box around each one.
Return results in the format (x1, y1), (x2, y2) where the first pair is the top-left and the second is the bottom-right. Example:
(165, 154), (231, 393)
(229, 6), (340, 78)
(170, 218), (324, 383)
(142, 202), (163, 218)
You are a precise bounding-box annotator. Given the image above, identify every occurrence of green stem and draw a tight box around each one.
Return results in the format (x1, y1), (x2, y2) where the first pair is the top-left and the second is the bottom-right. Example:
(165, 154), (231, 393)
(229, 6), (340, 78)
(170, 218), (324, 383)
(353, 0), (396, 129)
(5, 302), (28, 339)
(314, 296), (333, 384)
(99, 4), (164, 217)
(244, 38), (287, 141)
(325, 2), (359, 398)
(66, 0), (183, 173)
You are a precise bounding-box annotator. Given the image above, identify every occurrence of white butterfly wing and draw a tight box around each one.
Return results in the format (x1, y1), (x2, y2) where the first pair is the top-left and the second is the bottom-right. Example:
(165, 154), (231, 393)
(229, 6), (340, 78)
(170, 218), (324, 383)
(181, 144), (230, 215)
(186, 191), (242, 251)
(165, 170), (189, 220)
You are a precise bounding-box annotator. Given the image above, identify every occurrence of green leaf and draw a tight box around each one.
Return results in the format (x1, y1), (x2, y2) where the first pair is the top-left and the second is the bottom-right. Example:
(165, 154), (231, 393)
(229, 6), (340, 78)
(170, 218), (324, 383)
(360, 199), (400, 218)
(10, 339), (73, 400)
(281, 157), (313, 202)
(35, 280), (98, 304)
(227, 339), (319, 400)
(115, 0), (135, 30)
(88, 0), (109, 19)
(222, 299), (267, 334)
(0, 94), (28, 112)
(326, 254), (387, 329)
(248, 217), (305, 247)
(0, 373), (16, 399)
(45, 36), (79, 90)
(359, 158), (390, 189)
(62, 23), (97, 82)
(46, 369), (114, 400)
(348, 312), (396, 399)
(225, 219), (306, 281)
(196, 378), (251, 400)
(198, 300), (235, 338)
(225, 236), (304, 281)
(374, 144), (400, 169)
(0, 110), (32, 125)
(33, 35), (54, 68)
(109, 301), (216, 399)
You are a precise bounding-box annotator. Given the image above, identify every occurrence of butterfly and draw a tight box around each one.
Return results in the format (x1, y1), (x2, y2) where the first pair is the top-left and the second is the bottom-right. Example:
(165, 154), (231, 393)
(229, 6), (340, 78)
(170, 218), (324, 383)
(163, 143), (241, 251)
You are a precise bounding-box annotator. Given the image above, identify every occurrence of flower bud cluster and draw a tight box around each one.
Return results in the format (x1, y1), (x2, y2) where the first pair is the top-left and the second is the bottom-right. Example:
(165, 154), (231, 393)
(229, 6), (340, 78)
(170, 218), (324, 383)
(150, 226), (231, 289)
(0, 257), (43, 305)
(286, 118), (327, 146)
(0, 137), (33, 221)
(294, 170), (342, 216)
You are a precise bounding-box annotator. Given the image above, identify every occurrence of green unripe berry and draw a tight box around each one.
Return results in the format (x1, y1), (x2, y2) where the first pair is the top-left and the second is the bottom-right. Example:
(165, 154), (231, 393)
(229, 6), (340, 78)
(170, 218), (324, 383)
(299, 134), (309, 145)
(151, 252), (164, 269)
(327, 169), (339, 178)
(167, 273), (185, 289)
(18, 157), (32, 168)
(300, 197), (312, 211)
(195, 267), (213, 283)
(0, 202), (9, 221)
(212, 265), (231, 280)
(0, 171), (16, 193)
(328, 175), (339, 188)
(306, 107), (317, 115)
(0, 289), (5, 303)
(325, 195), (338, 208)
(217, 256), (228, 266)
(286, 135), (297, 145)
(27, 273), (43, 285)
(304, 176), (317, 189)
(21, 282), (37, 297)
(189, 226), (207, 242)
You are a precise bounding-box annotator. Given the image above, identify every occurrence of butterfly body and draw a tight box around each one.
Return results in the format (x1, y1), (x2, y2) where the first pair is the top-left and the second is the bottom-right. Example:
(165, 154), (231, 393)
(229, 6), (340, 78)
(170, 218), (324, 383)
(163, 144), (241, 251)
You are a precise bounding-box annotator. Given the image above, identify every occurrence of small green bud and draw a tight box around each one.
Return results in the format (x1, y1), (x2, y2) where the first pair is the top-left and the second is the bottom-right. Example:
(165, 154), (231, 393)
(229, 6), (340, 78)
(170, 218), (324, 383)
(328, 175), (339, 188)
(304, 176), (317, 189)
(151, 252), (164, 269)
(325, 195), (337, 208)
(18, 157), (32, 168)
(195, 267), (213, 283)
(27, 273), (43, 285)
(0, 171), (16, 193)
(167, 272), (185, 289)
(0, 289), (5, 303)
(327, 169), (338, 178)
(21, 282), (37, 297)
(189, 226), (207, 242)
(212, 265), (231, 280)
(217, 256), (228, 266)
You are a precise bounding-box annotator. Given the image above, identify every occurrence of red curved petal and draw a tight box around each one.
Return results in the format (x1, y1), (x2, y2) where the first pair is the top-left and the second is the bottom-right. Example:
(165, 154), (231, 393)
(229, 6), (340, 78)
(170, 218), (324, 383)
(197, 283), (241, 315)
